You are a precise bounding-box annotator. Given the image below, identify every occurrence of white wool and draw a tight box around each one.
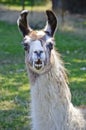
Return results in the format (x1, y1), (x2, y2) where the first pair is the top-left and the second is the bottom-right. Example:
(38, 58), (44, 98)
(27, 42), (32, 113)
(26, 49), (86, 130)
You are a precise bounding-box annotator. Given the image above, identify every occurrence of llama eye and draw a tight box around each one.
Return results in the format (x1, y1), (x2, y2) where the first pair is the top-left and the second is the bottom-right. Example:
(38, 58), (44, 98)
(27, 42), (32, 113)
(46, 42), (53, 50)
(23, 43), (29, 51)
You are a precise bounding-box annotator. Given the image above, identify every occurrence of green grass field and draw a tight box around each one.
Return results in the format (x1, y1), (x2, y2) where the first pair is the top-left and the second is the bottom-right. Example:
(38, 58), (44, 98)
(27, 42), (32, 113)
(0, 21), (86, 129)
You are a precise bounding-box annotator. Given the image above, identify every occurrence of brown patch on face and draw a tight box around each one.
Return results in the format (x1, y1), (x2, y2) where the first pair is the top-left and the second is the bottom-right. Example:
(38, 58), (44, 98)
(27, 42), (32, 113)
(29, 30), (46, 41)
(29, 31), (38, 40)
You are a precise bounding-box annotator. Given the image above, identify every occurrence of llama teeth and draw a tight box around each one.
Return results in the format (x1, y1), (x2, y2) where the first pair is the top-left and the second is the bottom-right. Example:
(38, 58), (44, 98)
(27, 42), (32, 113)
(38, 64), (42, 67)
(35, 64), (39, 67)
(34, 63), (42, 70)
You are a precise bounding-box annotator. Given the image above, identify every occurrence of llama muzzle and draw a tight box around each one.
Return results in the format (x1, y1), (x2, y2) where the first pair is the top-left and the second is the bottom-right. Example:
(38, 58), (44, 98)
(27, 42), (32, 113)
(33, 59), (44, 70)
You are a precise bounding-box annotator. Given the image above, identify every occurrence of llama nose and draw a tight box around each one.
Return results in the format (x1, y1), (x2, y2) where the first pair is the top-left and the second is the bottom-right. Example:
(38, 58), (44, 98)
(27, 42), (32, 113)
(34, 50), (43, 59)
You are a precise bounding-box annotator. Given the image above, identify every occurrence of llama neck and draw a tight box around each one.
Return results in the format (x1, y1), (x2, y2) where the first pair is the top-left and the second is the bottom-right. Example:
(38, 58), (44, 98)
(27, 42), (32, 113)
(29, 50), (71, 104)
(27, 50), (72, 130)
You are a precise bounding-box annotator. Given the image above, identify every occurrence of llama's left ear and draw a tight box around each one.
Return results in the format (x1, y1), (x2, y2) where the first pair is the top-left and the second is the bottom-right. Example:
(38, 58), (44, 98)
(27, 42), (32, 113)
(17, 10), (31, 37)
(44, 10), (57, 36)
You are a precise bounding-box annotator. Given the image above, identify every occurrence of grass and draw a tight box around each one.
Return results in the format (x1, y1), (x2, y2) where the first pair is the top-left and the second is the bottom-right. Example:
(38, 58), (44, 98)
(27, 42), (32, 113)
(55, 30), (86, 105)
(0, 21), (86, 129)
(0, 22), (31, 130)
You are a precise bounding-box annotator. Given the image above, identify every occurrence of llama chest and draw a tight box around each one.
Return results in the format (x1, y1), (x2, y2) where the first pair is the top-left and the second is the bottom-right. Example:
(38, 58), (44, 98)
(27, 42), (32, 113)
(30, 74), (69, 130)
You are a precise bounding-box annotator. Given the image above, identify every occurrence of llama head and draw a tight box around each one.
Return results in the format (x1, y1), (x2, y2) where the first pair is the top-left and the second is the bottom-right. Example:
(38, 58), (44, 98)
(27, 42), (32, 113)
(17, 10), (57, 74)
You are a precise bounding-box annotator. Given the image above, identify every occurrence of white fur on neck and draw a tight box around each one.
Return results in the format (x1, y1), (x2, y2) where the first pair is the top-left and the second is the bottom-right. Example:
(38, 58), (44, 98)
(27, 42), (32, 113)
(30, 50), (69, 130)
(28, 50), (86, 130)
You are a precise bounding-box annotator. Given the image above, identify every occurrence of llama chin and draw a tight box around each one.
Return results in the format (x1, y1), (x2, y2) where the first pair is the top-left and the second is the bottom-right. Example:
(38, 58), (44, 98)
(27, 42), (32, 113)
(17, 10), (86, 130)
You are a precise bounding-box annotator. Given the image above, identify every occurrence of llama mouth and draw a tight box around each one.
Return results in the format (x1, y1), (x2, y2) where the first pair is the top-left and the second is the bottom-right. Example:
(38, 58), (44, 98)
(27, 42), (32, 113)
(33, 61), (44, 70)
(34, 64), (42, 70)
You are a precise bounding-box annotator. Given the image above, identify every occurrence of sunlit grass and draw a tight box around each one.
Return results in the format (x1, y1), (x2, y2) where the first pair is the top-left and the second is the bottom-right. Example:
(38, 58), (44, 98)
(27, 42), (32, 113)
(61, 24), (76, 32)
(0, 101), (16, 110)
(70, 77), (86, 82)
(72, 59), (86, 63)
(0, 1), (52, 11)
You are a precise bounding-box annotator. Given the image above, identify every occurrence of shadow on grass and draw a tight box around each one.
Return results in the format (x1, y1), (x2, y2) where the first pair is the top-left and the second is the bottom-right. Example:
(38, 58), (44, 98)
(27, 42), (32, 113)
(70, 81), (86, 106)
(0, 109), (31, 130)
(0, 87), (31, 129)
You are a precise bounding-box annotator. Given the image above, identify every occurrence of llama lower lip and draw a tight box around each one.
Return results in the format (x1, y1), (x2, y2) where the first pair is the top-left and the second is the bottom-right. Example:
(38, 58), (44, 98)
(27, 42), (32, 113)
(34, 64), (42, 70)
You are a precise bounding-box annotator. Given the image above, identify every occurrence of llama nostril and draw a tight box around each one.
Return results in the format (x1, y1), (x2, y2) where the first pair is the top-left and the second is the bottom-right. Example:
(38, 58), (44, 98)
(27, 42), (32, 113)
(40, 51), (43, 54)
(34, 50), (43, 59)
(34, 51), (38, 54)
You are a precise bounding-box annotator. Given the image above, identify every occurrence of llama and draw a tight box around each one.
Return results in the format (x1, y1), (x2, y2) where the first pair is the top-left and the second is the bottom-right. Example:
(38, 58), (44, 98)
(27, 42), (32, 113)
(17, 10), (86, 130)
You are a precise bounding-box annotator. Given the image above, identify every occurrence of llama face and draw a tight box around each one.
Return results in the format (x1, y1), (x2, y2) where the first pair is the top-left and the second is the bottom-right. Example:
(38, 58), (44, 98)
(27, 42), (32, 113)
(17, 10), (57, 74)
(22, 31), (55, 73)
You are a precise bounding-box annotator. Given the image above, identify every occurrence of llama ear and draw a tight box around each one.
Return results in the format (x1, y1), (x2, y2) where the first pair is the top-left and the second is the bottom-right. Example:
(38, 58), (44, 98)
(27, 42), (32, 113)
(44, 10), (57, 36)
(17, 10), (31, 37)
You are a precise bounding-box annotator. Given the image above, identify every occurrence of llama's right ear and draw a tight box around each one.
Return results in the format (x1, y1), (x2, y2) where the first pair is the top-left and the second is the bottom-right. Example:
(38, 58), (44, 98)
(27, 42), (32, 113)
(17, 10), (31, 37)
(44, 10), (57, 36)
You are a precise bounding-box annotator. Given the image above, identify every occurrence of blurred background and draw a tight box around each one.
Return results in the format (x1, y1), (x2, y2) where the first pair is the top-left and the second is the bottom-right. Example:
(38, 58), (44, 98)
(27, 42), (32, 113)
(0, 0), (86, 130)
(0, 0), (86, 26)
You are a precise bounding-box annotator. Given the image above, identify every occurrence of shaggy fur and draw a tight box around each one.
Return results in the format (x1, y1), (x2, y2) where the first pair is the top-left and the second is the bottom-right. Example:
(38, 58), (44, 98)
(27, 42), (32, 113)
(26, 50), (86, 130)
